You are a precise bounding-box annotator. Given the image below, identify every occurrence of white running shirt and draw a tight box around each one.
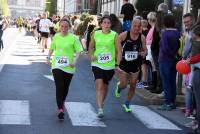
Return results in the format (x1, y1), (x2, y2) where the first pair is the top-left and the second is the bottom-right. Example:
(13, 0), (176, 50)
(39, 19), (52, 33)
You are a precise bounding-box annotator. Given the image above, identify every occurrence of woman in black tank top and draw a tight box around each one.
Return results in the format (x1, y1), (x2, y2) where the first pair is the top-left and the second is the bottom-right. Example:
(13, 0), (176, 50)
(115, 18), (147, 112)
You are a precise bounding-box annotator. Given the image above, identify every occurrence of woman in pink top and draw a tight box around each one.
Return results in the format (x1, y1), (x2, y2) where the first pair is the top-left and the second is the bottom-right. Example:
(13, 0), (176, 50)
(146, 12), (162, 93)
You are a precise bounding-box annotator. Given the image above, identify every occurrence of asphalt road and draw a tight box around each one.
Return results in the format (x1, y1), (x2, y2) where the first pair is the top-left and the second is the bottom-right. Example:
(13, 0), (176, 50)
(0, 29), (188, 134)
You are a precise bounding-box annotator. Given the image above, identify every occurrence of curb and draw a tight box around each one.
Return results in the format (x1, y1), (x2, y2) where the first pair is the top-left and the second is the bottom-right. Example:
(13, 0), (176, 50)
(135, 88), (185, 106)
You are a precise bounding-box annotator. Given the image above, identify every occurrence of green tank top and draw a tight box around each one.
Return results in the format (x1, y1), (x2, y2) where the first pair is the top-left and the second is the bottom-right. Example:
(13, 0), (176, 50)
(91, 30), (117, 70)
(50, 33), (83, 74)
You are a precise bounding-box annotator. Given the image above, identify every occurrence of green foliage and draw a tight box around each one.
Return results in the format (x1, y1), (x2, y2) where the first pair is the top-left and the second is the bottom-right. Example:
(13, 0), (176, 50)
(90, 0), (98, 15)
(77, 16), (93, 36)
(0, 0), (10, 16)
(80, 12), (89, 21)
(135, 0), (163, 15)
(192, 0), (200, 19)
(45, 0), (57, 17)
(172, 6), (183, 30)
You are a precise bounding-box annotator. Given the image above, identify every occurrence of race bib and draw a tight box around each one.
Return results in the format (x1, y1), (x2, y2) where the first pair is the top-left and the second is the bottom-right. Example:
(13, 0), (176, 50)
(125, 51), (138, 61)
(55, 56), (69, 67)
(98, 53), (112, 63)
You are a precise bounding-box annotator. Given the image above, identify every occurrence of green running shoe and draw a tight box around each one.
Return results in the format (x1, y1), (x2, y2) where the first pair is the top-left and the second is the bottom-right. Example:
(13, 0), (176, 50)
(115, 82), (121, 98)
(122, 104), (132, 112)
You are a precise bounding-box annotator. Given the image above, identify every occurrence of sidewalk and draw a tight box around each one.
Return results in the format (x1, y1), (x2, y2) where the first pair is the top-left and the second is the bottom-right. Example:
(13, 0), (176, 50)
(135, 88), (185, 106)
(135, 88), (192, 128)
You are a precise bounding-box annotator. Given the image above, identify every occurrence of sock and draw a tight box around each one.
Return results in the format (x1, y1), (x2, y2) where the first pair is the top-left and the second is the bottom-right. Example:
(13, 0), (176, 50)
(118, 86), (121, 93)
(125, 101), (130, 107)
(117, 83), (122, 93)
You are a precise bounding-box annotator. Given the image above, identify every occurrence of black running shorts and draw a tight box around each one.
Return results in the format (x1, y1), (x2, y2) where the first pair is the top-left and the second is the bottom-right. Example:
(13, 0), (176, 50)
(41, 32), (49, 38)
(92, 66), (114, 84)
(119, 60), (140, 73)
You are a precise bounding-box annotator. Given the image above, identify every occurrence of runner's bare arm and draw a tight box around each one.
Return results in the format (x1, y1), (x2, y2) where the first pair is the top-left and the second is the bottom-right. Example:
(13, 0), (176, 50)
(2, 18), (9, 31)
(116, 34), (123, 66)
(88, 33), (96, 61)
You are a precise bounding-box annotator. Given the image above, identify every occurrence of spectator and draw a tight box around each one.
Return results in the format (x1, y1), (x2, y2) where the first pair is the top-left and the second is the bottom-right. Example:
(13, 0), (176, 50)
(141, 19), (148, 37)
(158, 14), (180, 111)
(157, 3), (169, 32)
(120, 0), (136, 31)
(186, 25), (200, 134)
(182, 13), (195, 118)
(145, 12), (162, 93)
(137, 19), (149, 88)
(0, 15), (9, 51)
(73, 16), (81, 35)
(110, 13), (123, 34)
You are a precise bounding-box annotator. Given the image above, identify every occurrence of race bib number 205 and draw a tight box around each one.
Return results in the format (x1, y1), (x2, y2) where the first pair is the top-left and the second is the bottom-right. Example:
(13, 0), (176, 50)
(98, 53), (112, 63)
(55, 56), (69, 67)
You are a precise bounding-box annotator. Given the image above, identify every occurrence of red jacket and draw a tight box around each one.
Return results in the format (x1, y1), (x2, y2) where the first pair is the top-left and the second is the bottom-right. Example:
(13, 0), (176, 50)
(190, 53), (200, 64)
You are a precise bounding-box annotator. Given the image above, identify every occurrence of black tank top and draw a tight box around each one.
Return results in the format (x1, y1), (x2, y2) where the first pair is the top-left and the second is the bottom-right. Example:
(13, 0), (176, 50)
(121, 31), (142, 62)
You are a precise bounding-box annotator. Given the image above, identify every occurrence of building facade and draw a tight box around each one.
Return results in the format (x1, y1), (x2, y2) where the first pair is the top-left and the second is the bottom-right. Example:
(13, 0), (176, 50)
(57, 0), (95, 15)
(99, 0), (199, 18)
(8, 0), (45, 18)
(98, 0), (136, 16)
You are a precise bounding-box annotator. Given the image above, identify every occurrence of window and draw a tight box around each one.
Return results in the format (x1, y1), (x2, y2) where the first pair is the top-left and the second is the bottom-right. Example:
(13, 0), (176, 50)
(8, 0), (17, 5)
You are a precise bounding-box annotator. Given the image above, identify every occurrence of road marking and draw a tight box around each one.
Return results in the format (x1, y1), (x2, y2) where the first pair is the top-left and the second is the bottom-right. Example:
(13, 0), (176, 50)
(0, 30), (25, 72)
(130, 105), (181, 130)
(65, 102), (106, 127)
(0, 38), (17, 72)
(44, 75), (54, 81)
(0, 100), (30, 125)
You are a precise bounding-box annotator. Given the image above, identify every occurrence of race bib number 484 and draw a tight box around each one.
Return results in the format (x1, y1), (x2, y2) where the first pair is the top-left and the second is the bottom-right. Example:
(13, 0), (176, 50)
(55, 56), (69, 67)
(98, 53), (112, 63)
(125, 51), (138, 61)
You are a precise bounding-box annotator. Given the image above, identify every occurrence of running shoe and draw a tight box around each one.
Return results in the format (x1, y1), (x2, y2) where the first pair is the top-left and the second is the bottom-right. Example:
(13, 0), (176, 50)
(97, 108), (104, 118)
(122, 104), (132, 112)
(115, 82), (121, 98)
(58, 108), (64, 120)
(169, 103), (176, 109)
(157, 104), (172, 111)
(136, 82), (144, 89)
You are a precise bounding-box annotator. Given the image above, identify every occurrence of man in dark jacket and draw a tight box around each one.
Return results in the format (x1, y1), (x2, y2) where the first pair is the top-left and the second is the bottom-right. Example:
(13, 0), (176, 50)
(120, 0), (136, 31)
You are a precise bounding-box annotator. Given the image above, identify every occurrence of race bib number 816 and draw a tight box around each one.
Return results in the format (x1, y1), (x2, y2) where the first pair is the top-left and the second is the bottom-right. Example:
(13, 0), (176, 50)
(125, 51), (138, 61)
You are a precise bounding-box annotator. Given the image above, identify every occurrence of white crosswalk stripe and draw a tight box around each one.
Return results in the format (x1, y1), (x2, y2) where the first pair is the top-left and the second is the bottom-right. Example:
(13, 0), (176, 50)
(130, 105), (182, 130)
(44, 74), (54, 81)
(0, 100), (30, 125)
(65, 102), (106, 127)
(0, 100), (182, 130)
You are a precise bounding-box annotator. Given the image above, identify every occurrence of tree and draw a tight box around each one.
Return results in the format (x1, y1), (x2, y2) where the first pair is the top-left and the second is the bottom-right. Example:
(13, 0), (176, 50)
(45, 0), (57, 17)
(192, 0), (200, 19)
(135, 0), (163, 15)
(90, 0), (98, 15)
(0, 0), (10, 16)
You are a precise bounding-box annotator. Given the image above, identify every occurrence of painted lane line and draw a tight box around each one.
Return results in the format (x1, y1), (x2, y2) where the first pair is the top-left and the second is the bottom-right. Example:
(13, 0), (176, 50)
(65, 102), (106, 127)
(0, 38), (18, 72)
(0, 30), (25, 72)
(44, 75), (54, 81)
(130, 105), (181, 130)
(0, 100), (30, 125)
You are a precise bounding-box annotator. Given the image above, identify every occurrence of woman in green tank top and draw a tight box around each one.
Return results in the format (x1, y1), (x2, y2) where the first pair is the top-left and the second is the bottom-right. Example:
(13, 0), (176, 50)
(46, 19), (82, 120)
(89, 16), (120, 118)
